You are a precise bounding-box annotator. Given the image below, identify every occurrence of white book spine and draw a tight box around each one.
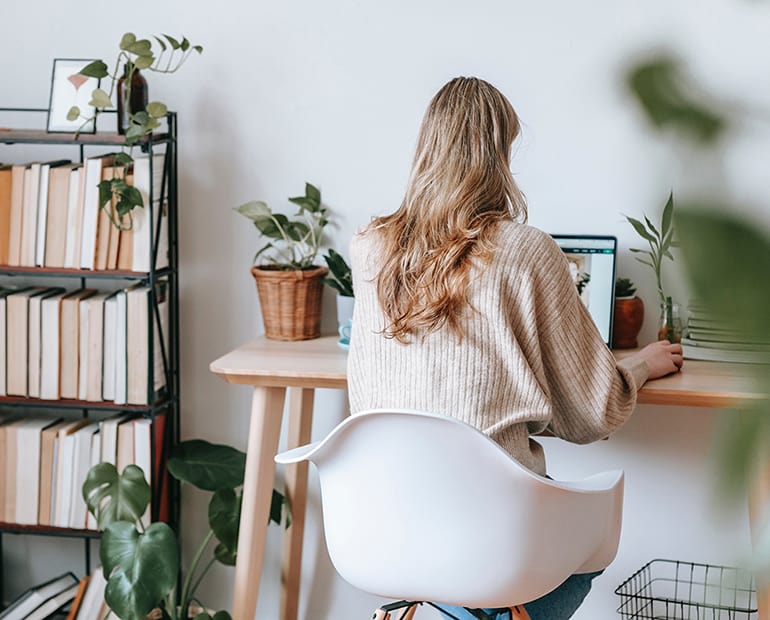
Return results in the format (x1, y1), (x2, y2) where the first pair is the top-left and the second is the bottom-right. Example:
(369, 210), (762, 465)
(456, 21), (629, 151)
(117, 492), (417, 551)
(54, 433), (76, 528)
(78, 300), (90, 400)
(21, 163), (41, 266)
(35, 164), (51, 266)
(103, 296), (118, 401)
(15, 424), (43, 525)
(86, 432), (101, 530)
(27, 295), (43, 398)
(80, 157), (103, 269)
(114, 291), (128, 405)
(40, 295), (63, 400)
(63, 167), (83, 269)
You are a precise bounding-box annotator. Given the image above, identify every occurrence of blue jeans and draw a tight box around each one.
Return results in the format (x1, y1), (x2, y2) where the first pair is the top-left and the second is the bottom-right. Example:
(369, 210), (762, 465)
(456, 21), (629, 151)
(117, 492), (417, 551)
(434, 571), (603, 620)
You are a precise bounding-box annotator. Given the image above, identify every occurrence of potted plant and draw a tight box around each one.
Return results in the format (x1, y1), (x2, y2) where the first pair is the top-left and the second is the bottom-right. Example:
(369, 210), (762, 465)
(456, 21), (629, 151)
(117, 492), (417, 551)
(624, 191), (682, 343)
(236, 182), (330, 340)
(82, 440), (288, 620)
(323, 249), (354, 345)
(612, 277), (645, 349)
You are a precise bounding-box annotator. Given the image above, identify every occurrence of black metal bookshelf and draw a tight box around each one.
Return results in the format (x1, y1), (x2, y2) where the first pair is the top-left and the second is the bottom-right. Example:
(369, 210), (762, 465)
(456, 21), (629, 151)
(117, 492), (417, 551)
(0, 108), (181, 606)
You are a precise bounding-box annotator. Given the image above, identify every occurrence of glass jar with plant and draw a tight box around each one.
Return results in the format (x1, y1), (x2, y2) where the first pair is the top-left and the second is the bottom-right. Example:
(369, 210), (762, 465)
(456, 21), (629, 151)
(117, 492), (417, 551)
(82, 440), (288, 620)
(235, 182), (330, 340)
(624, 192), (682, 342)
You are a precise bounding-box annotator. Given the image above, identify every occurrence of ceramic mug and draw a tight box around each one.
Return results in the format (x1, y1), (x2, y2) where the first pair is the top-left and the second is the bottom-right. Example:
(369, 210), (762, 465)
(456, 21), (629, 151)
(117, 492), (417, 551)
(338, 319), (352, 344)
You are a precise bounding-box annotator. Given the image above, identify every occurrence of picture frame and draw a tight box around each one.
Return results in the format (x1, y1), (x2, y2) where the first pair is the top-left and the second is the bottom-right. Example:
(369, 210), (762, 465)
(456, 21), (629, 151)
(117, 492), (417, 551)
(47, 58), (100, 133)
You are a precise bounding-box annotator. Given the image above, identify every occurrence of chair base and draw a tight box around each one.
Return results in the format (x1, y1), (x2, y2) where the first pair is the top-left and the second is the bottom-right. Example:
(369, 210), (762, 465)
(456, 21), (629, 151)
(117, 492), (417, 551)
(371, 602), (531, 620)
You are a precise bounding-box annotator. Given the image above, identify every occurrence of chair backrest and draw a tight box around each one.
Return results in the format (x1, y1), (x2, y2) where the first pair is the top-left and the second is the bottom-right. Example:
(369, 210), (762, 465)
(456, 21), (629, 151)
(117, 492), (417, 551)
(275, 409), (624, 608)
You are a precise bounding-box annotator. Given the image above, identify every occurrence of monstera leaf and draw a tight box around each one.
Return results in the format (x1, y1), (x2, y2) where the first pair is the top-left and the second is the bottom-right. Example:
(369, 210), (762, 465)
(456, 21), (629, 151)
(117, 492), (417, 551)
(101, 521), (179, 620)
(208, 488), (242, 566)
(167, 440), (245, 492)
(82, 463), (150, 530)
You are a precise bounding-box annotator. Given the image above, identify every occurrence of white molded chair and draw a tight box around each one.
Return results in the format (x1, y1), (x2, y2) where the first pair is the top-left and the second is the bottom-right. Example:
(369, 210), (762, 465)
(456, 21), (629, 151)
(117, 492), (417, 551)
(275, 409), (624, 619)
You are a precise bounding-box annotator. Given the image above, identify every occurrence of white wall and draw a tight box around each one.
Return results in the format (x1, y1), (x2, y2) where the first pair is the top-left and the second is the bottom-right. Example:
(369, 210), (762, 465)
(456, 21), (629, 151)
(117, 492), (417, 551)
(2, 1), (769, 618)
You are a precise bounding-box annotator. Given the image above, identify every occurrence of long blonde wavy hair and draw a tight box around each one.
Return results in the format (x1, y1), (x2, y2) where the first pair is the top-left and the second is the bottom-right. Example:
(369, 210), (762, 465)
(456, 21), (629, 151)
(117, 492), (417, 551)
(368, 76), (527, 342)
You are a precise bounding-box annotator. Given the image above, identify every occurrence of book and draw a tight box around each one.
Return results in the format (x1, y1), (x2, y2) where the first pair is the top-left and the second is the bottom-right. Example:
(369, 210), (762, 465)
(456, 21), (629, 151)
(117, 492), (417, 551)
(29, 288), (66, 399)
(2, 418), (28, 522)
(7, 164), (26, 266)
(102, 292), (119, 401)
(20, 162), (41, 266)
(65, 576), (90, 620)
(0, 288), (16, 396)
(68, 421), (100, 529)
(80, 155), (113, 270)
(0, 572), (79, 620)
(40, 290), (70, 400)
(0, 164), (11, 264)
(35, 160), (71, 266)
(86, 429), (102, 530)
(73, 567), (106, 620)
(84, 291), (111, 402)
(60, 289), (96, 399)
(131, 153), (167, 272)
(44, 163), (77, 268)
(133, 417), (152, 526)
(63, 165), (85, 269)
(39, 419), (77, 526)
(116, 414), (136, 475)
(53, 418), (91, 528)
(0, 414), (21, 522)
(15, 417), (61, 525)
(6, 287), (48, 396)
(127, 282), (168, 405)
(116, 172), (134, 271)
(99, 413), (132, 467)
(25, 581), (81, 620)
(94, 164), (115, 271)
(114, 289), (128, 405)
(682, 339), (770, 365)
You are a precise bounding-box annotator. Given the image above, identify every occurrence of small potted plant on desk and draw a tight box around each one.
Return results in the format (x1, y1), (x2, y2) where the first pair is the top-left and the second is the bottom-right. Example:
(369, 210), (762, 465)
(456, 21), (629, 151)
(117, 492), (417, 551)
(236, 182), (329, 340)
(323, 248), (354, 349)
(82, 440), (288, 620)
(612, 277), (645, 349)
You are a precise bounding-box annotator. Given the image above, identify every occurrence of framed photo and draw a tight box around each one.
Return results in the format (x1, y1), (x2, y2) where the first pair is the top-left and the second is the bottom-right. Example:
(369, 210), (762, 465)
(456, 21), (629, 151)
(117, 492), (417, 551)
(47, 58), (100, 133)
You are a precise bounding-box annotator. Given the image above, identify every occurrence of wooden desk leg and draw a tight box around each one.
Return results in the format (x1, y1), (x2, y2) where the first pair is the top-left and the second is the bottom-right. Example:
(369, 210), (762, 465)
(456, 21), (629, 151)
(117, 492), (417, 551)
(280, 387), (315, 620)
(232, 386), (287, 620)
(750, 460), (770, 619)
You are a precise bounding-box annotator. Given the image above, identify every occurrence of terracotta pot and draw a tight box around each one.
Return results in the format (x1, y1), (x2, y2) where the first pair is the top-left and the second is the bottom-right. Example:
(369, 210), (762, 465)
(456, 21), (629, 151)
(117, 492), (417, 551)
(612, 296), (645, 349)
(251, 265), (328, 341)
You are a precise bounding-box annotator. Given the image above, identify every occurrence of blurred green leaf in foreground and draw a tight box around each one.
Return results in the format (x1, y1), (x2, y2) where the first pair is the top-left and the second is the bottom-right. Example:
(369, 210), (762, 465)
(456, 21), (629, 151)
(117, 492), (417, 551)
(677, 206), (770, 579)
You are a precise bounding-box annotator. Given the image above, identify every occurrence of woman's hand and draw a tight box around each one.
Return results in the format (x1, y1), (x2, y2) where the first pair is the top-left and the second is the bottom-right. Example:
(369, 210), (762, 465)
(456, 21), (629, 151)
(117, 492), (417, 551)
(635, 340), (684, 380)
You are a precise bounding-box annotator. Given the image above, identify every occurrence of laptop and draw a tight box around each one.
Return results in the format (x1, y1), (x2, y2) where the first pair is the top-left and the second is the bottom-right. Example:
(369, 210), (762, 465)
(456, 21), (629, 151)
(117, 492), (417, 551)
(550, 234), (618, 346)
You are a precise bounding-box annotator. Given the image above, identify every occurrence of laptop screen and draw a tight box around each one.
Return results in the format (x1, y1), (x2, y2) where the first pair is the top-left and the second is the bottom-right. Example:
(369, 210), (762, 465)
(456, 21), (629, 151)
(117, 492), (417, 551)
(550, 235), (617, 346)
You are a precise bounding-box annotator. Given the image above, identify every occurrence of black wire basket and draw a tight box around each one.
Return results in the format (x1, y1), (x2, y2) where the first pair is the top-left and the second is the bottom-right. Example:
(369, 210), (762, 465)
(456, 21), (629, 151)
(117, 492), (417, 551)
(616, 559), (758, 619)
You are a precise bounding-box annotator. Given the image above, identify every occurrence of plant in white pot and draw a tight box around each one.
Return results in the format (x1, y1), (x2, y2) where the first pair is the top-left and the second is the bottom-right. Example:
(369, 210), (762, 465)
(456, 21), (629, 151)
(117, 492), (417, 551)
(235, 182), (329, 340)
(323, 249), (354, 347)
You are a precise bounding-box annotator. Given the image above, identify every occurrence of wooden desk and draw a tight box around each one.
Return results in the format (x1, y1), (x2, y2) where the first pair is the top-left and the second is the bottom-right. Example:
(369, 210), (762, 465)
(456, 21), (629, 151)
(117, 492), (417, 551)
(211, 337), (766, 620)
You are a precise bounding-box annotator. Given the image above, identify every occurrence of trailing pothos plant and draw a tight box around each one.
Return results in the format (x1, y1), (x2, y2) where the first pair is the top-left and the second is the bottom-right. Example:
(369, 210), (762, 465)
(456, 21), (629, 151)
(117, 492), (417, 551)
(82, 439), (288, 620)
(74, 32), (202, 230)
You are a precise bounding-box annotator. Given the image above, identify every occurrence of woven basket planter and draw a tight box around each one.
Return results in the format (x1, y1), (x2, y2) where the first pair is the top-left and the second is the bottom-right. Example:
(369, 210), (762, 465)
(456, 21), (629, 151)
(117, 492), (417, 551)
(251, 265), (328, 340)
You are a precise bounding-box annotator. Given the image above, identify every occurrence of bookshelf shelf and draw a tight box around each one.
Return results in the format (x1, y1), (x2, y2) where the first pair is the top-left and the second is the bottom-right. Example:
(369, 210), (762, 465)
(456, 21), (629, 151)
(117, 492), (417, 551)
(0, 107), (181, 603)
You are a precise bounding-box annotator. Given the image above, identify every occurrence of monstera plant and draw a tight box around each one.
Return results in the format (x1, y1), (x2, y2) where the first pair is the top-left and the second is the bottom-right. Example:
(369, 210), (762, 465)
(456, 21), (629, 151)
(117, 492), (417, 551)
(82, 440), (287, 620)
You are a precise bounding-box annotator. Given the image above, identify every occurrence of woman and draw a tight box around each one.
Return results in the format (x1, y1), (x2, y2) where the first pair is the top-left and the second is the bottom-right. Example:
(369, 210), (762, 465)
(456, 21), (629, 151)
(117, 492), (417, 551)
(347, 77), (683, 619)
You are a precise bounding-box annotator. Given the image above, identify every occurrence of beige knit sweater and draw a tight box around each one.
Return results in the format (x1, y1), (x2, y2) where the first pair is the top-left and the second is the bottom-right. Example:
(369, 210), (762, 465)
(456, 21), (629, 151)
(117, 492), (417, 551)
(347, 221), (649, 476)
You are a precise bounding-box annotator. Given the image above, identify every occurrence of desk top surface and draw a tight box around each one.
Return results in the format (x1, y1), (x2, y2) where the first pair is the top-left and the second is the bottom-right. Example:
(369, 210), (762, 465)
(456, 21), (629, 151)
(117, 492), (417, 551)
(210, 336), (767, 408)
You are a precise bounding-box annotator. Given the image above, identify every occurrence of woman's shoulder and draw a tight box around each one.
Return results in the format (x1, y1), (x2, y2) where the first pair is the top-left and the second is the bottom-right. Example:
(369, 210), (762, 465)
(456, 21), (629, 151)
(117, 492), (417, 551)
(494, 221), (564, 262)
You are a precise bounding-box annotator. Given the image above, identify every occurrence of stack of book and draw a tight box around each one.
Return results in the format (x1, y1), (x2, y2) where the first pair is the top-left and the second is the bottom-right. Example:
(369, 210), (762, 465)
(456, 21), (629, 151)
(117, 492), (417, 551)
(682, 302), (770, 364)
(0, 281), (168, 406)
(0, 410), (169, 530)
(0, 152), (166, 272)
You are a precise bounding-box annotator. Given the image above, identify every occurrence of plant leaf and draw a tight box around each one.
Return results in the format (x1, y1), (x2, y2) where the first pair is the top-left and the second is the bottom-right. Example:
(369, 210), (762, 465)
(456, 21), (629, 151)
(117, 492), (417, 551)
(102, 522), (179, 620)
(235, 201), (270, 222)
(214, 542), (237, 566)
(146, 101), (168, 118)
(89, 88), (113, 110)
(66, 106), (80, 121)
(661, 191), (674, 238)
(133, 55), (154, 70)
(208, 488), (241, 562)
(153, 36), (167, 52)
(193, 45), (204, 54)
(644, 215), (660, 240)
(167, 440), (246, 491)
(115, 152), (134, 166)
(80, 60), (109, 79)
(163, 34), (181, 50)
(288, 196), (318, 213)
(305, 182), (321, 204)
(286, 221), (309, 242)
(181, 37), (190, 52)
(676, 206), (770, 343)
(625, 215), (656, 243)
(127, 39), (153, 56)
(83, 463), (150, 530)
(120, 32), (137, 51)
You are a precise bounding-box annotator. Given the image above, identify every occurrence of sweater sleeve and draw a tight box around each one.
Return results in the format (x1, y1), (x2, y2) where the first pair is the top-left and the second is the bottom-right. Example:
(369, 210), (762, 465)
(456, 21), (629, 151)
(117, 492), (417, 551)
(527, 235), (649, 443)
